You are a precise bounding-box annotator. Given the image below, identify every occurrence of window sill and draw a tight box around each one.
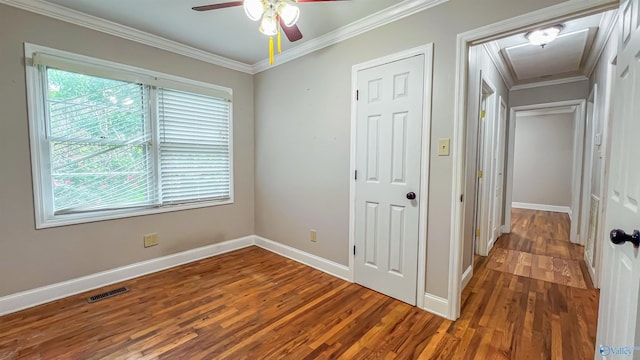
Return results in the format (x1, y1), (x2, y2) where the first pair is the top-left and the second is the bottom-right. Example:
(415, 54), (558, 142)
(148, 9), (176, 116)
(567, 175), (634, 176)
(35, 198), (234, 229)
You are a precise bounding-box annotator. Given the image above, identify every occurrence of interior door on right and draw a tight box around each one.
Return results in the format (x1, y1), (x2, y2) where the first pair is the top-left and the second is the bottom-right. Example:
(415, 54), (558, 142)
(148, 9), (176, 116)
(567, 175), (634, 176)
(595, 0), (640, 357)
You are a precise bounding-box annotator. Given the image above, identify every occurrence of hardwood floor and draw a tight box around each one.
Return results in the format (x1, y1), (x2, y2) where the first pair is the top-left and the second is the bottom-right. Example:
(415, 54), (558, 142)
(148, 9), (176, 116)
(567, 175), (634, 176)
(0, 211), (599, 359)
(487, 209), (592, 289)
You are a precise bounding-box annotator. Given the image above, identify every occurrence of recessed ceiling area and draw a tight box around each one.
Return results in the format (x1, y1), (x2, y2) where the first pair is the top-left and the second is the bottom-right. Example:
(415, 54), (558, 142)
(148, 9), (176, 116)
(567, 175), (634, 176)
(43, 0), (401, 65)
(484, 10), (617, 88)
(504, 29), (590, 80)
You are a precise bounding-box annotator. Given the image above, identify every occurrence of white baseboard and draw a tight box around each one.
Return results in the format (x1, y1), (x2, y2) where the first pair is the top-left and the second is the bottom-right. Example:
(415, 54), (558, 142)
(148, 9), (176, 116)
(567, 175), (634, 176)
(461, 265), (473, 290)
(254, 236), (350, 281)
(2, 234), (443, 318)
(423, 293), (449, 319)
(0, 236), (254, 316)
(568, 208), (573, 220)
(512, 202), (571, 214)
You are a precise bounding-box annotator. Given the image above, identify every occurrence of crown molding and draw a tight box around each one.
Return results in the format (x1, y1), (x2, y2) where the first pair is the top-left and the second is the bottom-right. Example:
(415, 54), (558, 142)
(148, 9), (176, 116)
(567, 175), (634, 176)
(482, 42), (514, 89)
(2, 0), (450, 75)
(252, 0), (450, 73)
(510, 75), (588, 91)
(584, 9), (618, 78)
(0, 0), (254, 74)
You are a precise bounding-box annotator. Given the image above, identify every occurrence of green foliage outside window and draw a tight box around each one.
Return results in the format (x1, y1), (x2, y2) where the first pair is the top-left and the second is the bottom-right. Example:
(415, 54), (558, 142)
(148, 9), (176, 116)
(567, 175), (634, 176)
(46, 68), (153, 212)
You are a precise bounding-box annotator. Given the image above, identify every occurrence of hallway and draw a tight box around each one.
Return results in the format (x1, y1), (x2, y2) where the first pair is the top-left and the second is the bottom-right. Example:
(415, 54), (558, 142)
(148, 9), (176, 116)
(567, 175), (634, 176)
(456, 208), (598, 358)
(486, 209), (588, 289)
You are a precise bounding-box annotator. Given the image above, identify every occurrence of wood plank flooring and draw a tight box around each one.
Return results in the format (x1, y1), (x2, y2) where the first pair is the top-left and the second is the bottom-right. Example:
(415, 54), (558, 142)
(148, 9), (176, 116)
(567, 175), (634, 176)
(0, 210), (599, 359)
(487, 209), (591, 289)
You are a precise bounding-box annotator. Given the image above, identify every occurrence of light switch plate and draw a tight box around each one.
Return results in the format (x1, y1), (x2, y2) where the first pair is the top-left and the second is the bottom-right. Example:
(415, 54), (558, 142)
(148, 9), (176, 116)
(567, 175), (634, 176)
(595, 133), (602, 146)
(438, 138), (450, 156)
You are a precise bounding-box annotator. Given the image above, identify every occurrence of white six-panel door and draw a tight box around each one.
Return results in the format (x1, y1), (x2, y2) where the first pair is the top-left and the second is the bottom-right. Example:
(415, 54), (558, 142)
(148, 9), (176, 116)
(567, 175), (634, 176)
(354, 55), (424, 305)
(596, 0), (640, 357)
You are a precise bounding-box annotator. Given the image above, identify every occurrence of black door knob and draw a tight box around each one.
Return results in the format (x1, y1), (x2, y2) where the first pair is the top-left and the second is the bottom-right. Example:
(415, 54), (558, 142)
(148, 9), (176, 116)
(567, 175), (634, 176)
(610, 229), (640, 248)
(406, 192), (416, 200)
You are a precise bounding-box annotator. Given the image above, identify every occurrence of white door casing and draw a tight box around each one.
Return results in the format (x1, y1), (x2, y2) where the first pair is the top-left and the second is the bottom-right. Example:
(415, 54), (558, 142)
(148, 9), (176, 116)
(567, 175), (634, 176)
(491, 97), (507, 244)
(580, 85), (597, 252)
(475, 79), (496, 257)
(596, 0), (640, 357)
(584, 85), (599, 283)
(593, 55), (618, 290)
(353, 54), (425, 305)
(571, 104), (587, 245)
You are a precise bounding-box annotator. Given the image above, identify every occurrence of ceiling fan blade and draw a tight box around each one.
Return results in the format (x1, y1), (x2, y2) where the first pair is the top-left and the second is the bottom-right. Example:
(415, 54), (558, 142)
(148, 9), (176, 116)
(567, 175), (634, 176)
(192, 1), (243, 11)
(279, 18), (304, 42)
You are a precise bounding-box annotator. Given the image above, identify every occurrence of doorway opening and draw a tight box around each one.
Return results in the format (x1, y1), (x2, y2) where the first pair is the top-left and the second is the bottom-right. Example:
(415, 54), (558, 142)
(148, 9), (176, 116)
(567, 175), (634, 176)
(449, 0), (619, 321)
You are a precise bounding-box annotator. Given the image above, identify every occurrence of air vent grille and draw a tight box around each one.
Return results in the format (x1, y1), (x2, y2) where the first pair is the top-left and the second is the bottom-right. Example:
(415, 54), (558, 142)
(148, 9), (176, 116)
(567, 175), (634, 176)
(87, 286), (129, 303)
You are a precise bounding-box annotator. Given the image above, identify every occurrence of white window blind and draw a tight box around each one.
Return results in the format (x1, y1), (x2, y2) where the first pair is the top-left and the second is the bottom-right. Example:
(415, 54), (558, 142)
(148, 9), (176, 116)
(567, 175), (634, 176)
(158, 89), (231, 205)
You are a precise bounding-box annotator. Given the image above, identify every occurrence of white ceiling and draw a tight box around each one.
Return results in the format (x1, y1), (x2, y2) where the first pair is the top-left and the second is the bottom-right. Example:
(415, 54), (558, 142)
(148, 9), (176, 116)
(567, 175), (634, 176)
(486, 11), (617, 88)
(44, 0), (402, 64)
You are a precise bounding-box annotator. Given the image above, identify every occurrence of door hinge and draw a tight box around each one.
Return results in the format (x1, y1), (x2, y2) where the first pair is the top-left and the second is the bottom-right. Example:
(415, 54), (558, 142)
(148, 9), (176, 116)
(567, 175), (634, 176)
(353, 246), (356, 255)
(460, 194), (464, 203)
(476, 229), (480, 237)
(355, 170), (358, 180)
(356, 90), (359, 101)
(478, 170), (483, 178)
(481, 110), (486, 119)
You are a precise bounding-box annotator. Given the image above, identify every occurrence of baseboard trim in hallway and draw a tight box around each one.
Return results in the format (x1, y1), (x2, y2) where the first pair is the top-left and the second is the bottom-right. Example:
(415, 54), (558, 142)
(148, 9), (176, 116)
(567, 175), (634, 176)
(512, 202), (571, 214)
(423, 293), (449, 318)
(461, 265), (473, 289)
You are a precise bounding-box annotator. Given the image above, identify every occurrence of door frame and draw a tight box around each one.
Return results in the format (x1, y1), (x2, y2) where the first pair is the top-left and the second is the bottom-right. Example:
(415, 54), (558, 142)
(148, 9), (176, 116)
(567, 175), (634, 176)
(491, 96), (508, 244)
(579, 85), (599, 249)
(590, 54), (617, 289)
(503, 100), (586, 243)
(449, 0), (618, 320)
(348, 44), (434, 309)
(474, 77), (497, 257)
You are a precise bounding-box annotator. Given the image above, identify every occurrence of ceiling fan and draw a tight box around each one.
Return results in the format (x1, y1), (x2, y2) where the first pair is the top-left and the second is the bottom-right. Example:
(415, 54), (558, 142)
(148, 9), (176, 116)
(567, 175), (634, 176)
(193, 0), (350, 64)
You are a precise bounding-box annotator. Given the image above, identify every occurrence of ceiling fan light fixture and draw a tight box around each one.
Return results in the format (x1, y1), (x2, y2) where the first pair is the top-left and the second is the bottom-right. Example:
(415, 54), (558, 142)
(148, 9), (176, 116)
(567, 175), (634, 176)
(278, 1), (300, 27)
(244, 0), (264, 21)
(526, 25), (563, 47)
(259, 15), (278, 36)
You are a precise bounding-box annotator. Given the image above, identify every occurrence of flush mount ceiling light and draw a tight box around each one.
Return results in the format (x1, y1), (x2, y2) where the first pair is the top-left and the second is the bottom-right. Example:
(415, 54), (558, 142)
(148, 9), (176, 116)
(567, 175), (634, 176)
(193, 0), (349, 65)
(525, 25), (564, 48)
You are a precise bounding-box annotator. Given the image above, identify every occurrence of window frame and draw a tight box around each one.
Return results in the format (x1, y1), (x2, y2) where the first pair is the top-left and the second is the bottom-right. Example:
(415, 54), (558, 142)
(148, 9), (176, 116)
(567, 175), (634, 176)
(25, 43), (234, 229)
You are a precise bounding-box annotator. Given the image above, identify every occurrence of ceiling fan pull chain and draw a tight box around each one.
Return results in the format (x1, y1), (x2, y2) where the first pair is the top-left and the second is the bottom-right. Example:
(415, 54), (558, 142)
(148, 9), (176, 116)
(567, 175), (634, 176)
(277, 30), (282, 54)
(269, 36), (275, 65)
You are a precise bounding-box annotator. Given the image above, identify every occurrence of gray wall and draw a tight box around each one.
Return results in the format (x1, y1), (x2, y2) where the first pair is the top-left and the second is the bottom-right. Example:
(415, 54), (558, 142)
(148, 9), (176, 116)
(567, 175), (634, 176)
(254, 0), (566, 299)
(0, 5), (255, 297)
(510, 80), (589, 108)
(512, 112), (575, 207)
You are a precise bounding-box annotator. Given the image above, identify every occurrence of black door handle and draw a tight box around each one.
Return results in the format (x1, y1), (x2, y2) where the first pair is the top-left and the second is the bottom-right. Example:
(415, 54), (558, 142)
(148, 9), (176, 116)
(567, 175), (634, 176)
(610, 229), (640, 248)
(406, 192), (416, 200)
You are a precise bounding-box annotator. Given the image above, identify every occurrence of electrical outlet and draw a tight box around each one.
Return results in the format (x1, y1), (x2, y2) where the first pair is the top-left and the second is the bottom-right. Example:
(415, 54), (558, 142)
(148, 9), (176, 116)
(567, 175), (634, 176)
(310, 230), (317, 242)
(144, 233), (158, 248)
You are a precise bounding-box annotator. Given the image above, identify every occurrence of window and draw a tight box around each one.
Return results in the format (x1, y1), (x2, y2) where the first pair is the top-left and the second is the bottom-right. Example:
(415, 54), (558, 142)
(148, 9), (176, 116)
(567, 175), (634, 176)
(25, 44), (233, 228)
